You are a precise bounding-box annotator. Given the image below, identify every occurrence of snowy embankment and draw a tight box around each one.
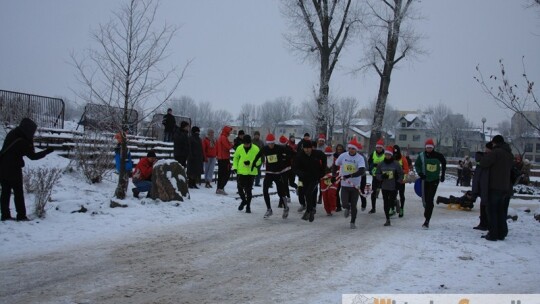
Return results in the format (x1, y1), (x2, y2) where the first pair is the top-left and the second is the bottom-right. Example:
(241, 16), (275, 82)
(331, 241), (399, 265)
(0, 153), (539, 303)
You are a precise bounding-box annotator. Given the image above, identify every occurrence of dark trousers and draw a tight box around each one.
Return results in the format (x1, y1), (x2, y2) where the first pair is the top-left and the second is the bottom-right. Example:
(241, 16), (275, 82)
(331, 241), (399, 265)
(302, 180), (318, 212)
(479, 203), (489, 228)
(163, 131), (174, 142)
(263, 173), (286, 209)
(237, 174), (254, 207)
(280, 172), (291, 198)
(217, 159), (230, 190)
(370, 178), (382, 210)
(397, 182), (405, 209)
(254, 165), (262, 186)
(341, 186), (360, 223)
(487, 190), (510, 239)
(422, 180), (439, 223)
(1, 177), (25, 219)
(382, 189), (397, 220)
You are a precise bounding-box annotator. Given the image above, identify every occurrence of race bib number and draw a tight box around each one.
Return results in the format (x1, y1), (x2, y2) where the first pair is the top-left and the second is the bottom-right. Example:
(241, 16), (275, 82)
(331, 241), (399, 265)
(426, 164), (438, 172)
(384, 170), (394, 179)
(344, 164), (356, 173)
(267, 154), (278, 163)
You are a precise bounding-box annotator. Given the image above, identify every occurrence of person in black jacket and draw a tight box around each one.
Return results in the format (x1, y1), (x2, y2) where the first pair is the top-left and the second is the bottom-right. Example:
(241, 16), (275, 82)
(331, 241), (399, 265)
(293, 141), (326, 222)
(187, 126), (204, 189)
(0, 118), (53, 221)
(173, 121), (190, 167)
(471, 141), (492, 231)
(162, 108), (176, 142)
(478, 135), (514, 241)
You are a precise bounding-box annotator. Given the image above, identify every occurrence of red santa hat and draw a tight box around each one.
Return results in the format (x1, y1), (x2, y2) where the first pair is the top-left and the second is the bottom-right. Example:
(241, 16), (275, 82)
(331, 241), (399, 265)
(347, 137), (361, 150)
(265, 133), (275, 144)
(279, 135), (288, 145)
(318, 134), (326, 141)
(324, 146), (333, 155)
(376, 138), (384, 149)
(425, 138), (435, 148)
(384, 145), (394, 155)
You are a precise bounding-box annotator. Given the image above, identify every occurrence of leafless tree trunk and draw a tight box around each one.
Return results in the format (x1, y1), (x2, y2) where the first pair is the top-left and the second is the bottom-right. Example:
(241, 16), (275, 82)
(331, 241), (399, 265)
(282, 0), (358, 137)
(72, 0), (190, 199)
(336, 97), (359, 145)
(358, 0), (422, 153)
(259, 97), (296, 134)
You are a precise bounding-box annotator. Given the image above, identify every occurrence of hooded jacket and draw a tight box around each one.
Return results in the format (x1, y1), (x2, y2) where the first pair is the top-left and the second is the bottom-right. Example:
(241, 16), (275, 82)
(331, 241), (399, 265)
(216, 126), (233, 160)
(479, 142), (514, 192)
(0, 118), (50, 180)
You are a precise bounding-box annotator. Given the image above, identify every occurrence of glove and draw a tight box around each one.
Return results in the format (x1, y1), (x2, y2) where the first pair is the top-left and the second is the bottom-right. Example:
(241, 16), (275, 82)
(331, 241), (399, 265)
(244, 160), (250, 166)
(330, 176), (336, 183)
(45, 147), (54, 154)
(440, 174), (445, 183)
(342, 174), (351, 179)
(382, 173), (389, 180)
(418, 173), (426, 180)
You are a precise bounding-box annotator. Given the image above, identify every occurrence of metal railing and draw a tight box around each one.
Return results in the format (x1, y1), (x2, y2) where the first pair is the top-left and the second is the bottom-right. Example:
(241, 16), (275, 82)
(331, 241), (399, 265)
(0, 89), (65, 129)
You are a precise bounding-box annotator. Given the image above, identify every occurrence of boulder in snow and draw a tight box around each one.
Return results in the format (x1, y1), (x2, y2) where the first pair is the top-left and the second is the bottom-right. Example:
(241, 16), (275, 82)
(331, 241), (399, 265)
(149, 160), (189, 202)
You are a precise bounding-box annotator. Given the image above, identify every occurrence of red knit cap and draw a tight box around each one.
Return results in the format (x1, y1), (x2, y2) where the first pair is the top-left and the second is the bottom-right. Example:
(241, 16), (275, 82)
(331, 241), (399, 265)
(384, 145), (394, 155)
(376, 138), (384, 149)
(347, 137), (361, 150)
(324, 146), (333, 154)
(279, 135), (288, 145)
(318, 134), (326, 141)
(265, 133), (275, 144)
(425, 138), (435, 148)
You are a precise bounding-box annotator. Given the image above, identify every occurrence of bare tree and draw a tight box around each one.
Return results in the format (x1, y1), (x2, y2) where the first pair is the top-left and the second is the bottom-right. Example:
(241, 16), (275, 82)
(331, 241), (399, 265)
(168, 96), (197, 124)
(282, 0), (358, 136)
(238, 103), (260, 134)
(72, 0), (190, 199)
(208, 109), (233, 134)
(425, 103), (452, 147)
(443, 114), (473, 157)
(336, 97), (360, 145)
(475, 58), (539, 134)
(358, 0), (423, 153)
(359, 98), (399, 138)
(259, 97), (297, 134)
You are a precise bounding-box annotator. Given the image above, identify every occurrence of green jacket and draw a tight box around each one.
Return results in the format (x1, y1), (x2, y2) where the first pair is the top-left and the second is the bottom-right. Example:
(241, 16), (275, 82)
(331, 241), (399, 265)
(414, 150), (447, 182)
(232, 144), (261, 176)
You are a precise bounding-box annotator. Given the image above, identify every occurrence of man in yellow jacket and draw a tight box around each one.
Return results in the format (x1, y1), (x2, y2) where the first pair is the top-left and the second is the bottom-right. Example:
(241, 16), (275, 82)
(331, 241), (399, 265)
(233, 135), (261, 213)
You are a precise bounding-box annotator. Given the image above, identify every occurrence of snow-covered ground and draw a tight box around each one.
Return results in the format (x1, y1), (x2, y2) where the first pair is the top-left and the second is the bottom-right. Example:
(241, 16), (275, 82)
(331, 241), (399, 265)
(1, 152), (540, 303)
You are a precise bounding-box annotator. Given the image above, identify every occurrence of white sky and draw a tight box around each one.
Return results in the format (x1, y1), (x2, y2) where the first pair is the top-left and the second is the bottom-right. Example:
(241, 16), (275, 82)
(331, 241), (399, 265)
(1, 0), (539, 129)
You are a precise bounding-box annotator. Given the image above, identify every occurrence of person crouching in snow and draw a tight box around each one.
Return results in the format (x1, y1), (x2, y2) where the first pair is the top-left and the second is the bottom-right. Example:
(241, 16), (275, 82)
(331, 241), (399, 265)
(132, 150), (158, 198)
(233, 135), (261, 214)
(334, 137), (366, 229)
(375, 146), (403, 227)
(436, 191), (475, 210)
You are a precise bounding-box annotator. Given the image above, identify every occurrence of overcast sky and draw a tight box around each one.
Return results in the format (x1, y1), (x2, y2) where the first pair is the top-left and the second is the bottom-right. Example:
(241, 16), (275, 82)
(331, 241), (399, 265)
(1, 0), (539, 129)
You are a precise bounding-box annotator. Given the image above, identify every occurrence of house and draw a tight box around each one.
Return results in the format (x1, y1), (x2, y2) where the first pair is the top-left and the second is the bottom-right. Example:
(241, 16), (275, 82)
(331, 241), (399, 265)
(394, 113), (434, 155)
(511, 111), (540, 163)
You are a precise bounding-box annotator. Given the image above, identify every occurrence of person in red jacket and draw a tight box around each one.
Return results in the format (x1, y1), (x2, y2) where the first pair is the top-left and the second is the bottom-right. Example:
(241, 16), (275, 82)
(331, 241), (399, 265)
(216, 125), (233, 195)
(202, 128), (217, 188)
(132, 150), (157, 198)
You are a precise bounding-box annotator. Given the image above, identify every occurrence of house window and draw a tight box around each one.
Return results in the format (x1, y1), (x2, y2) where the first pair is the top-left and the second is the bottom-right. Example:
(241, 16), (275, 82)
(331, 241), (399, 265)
(414, 123), (420, 127)
(401, 122), (407, 128)
(536, 143), (540, 152)
(525, 143), (533, 153)
(399, 134), (407, 141)
(536, 155), (540, 163)
(413, 135), (421, 142)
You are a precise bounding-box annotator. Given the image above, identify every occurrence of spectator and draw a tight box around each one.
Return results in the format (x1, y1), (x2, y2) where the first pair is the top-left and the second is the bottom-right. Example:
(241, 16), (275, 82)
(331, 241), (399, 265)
(162, 108), (176, 142)
(0, 118), (54, 221)
(132, 150), (158, 198)
(202, 128), (217, 188)
(216, 125), (233, 195)
(233, 130), (245, 150)
(173, 121), (190, 167)
(187, 126), (204, 189)
(471, 141), (493, 231)
(478, 135), (514, 241)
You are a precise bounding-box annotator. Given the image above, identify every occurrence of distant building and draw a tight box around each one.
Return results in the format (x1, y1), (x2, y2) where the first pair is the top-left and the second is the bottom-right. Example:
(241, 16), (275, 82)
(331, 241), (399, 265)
(511, 111), (540, 163)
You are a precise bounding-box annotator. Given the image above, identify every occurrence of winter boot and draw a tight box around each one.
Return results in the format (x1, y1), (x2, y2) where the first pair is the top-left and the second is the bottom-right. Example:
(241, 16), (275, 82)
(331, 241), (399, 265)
(368, 208), (376, 214)
(301, 210), (310, 221)
(399, 207), (404, 218)
(132, 188), (140, 199)
(422, 221), (429, 229)
(238, 201), (247, 211)
(436, 196), (443, 205)
(350, 223), (357, 229)
(264, 209), (273, 218)
(309, 210), (315, 222)
(245, 205), (251, 213)
(384, 219), (391, 226)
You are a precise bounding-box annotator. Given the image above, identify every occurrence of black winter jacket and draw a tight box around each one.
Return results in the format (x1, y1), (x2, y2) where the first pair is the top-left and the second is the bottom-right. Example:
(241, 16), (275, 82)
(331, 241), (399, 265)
(173, 128), (190, 164)
(187, 133), (203, 177)
(293, 149), (326, 184)
(479, 143), (514, 192)
(0, 118), (50, 180)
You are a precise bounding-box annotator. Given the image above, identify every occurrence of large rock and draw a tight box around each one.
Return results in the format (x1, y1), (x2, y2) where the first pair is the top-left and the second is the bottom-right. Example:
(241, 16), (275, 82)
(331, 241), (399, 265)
(149, 160), (189, 202)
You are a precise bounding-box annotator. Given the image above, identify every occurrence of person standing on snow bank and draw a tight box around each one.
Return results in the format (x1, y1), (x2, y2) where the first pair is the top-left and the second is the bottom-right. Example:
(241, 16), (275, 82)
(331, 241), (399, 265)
(0, 118), (54, 221)
(173, 121), (190, 167)
(162, 108), (176, 142)
(132, 150), (158, 199)
(414, 138), (446, 229)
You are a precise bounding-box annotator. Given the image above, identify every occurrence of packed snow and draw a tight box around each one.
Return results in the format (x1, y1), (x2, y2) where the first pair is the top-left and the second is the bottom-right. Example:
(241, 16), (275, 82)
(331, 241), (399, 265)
(1, 152), (539, 303)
